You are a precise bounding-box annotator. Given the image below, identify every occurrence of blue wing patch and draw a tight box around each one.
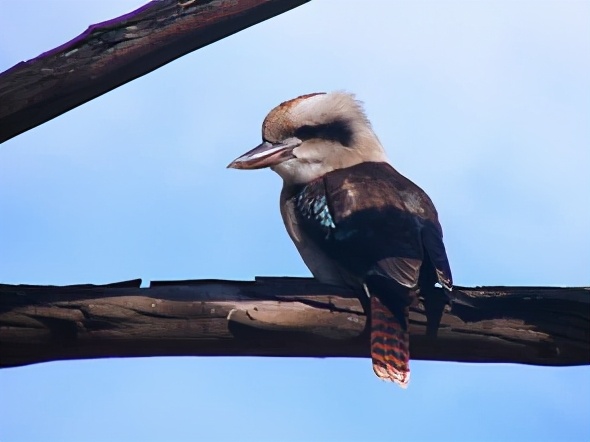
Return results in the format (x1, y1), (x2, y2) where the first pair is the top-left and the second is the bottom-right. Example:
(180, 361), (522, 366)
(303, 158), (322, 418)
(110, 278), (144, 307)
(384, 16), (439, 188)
(295, 189), (336, 233)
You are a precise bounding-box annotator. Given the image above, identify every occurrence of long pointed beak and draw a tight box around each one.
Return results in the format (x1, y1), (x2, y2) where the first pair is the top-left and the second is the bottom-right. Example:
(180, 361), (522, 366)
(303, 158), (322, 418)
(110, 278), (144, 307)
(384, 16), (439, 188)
(227, 137), (301, 170)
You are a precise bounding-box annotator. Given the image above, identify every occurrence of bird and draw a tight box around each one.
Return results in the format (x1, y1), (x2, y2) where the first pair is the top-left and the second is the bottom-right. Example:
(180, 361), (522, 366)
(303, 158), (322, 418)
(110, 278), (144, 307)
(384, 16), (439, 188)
(227, 92), (452, 387)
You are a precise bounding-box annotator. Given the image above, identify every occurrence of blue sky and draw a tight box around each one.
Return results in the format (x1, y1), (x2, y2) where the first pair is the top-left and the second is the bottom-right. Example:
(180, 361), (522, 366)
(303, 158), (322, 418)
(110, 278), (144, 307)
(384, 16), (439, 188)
(1, 1), (589, 441)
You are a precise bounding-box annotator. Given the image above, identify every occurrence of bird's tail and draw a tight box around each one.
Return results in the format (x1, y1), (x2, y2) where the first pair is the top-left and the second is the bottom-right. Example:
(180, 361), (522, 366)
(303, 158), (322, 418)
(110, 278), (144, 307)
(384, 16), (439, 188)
(370, 296), (410, 388)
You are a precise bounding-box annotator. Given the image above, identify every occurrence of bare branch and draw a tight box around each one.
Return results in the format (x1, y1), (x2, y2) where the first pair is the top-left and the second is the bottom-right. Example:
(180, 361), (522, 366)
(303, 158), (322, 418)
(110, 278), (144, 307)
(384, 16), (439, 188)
(0, 0), (311, 144)
(1, 277), (587, 368)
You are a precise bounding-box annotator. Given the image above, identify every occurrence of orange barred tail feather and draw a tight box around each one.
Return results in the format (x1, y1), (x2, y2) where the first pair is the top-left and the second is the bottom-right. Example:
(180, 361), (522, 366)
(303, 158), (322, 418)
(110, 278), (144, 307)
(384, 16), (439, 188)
(370, 296), (410, 388)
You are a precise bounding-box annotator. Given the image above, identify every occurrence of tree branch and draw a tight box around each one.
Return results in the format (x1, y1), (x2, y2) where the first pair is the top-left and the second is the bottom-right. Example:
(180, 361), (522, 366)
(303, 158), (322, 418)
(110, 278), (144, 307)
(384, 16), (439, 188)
(1, 277), (588, 368)
(0, 0), (311, 144)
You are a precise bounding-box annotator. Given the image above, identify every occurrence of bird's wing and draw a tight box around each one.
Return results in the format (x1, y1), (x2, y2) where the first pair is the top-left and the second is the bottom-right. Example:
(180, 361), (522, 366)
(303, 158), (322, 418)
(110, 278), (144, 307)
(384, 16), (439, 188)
(283, 160), (452, 292)
(324, 162), (452, 289)
(280, 185), (359, 288)
(327, 161), (452, 288)
(420, 213), (453, 290)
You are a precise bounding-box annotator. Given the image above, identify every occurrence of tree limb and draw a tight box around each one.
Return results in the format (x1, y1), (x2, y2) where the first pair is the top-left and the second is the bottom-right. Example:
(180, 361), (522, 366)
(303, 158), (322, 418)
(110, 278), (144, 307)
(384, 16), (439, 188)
(0, 0), (311, 144)
(1, 277), (588, 368)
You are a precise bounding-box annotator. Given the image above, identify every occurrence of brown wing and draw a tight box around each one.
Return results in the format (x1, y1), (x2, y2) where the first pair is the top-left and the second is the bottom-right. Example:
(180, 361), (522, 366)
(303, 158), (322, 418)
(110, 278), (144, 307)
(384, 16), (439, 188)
(285, 161), (452, 295)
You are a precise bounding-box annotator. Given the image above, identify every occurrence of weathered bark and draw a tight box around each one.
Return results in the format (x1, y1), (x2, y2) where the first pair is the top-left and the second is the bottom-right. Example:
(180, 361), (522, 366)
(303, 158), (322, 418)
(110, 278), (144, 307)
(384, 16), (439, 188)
(1, 277), (588, 368)
(0, 0), (311, 144)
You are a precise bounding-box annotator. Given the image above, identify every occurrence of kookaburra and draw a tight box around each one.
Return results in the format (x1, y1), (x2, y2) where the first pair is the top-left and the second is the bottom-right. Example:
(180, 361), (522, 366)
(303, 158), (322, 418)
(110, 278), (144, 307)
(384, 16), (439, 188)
(228, 92), (452, 387)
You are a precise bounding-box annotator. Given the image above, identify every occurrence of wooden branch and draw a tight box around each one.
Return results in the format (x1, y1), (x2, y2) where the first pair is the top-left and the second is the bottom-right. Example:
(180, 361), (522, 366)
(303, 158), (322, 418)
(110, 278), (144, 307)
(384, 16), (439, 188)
(0, 0), (310, 144)
(1, 277), (588, 369)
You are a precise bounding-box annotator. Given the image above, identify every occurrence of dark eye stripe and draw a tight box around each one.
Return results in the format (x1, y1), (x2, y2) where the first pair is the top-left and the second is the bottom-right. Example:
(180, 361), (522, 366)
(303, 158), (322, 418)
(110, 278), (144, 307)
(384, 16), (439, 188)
(294, 120), (353, 147)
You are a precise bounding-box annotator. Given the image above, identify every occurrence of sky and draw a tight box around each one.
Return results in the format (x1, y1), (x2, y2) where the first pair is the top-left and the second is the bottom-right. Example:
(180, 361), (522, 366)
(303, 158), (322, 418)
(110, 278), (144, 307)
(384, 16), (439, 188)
(0, 0), (589, 441)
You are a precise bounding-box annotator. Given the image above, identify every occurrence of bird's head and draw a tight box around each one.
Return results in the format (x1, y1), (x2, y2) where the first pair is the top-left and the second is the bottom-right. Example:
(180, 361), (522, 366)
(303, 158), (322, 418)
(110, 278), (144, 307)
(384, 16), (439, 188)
(228, 92), (389, 184)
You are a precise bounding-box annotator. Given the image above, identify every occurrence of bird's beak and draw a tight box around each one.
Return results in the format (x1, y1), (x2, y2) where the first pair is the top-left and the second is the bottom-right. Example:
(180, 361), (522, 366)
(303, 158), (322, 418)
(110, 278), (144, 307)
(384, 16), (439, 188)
(227, 137), (302, 170)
